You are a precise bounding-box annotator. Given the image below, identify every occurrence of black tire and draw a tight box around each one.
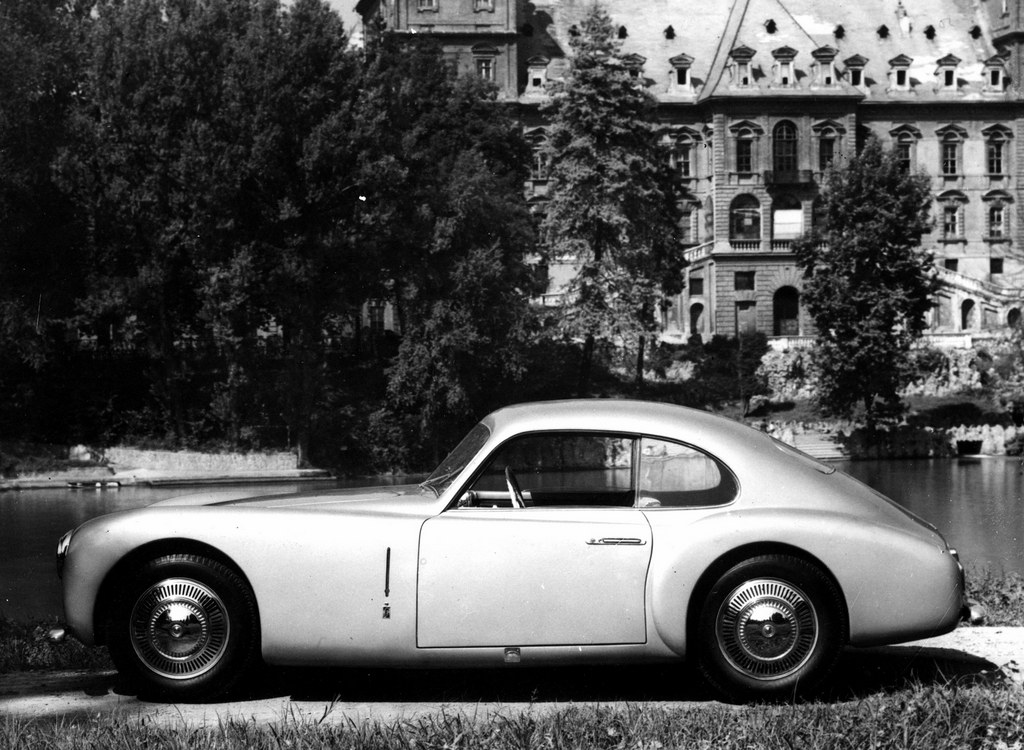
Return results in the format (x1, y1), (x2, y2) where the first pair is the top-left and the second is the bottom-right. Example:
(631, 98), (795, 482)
(695, 554), (844, 702)
(107, 554), (259, 701)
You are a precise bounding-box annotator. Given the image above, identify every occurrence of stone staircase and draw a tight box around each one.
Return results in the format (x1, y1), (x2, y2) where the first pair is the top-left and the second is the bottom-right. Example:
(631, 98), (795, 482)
(791, 431), (849, 461)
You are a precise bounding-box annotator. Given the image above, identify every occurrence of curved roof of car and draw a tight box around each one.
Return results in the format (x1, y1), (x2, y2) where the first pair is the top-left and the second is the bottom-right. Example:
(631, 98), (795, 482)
(483, 399), (758, 446)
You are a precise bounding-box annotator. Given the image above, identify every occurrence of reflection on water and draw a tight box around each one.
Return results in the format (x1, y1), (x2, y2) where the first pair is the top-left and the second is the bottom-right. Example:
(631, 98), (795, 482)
(2, 460), (1022, 622)
(840, 458), (1024, 576)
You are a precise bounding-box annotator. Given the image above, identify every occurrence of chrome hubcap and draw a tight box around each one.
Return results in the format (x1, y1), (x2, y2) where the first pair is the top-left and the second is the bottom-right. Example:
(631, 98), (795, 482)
(716, 578), (818, 680)
(130, 578), (229, 680)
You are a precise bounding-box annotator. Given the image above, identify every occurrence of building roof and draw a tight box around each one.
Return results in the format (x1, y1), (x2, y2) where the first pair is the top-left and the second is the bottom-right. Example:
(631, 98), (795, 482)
(522, 0), (1000, 103)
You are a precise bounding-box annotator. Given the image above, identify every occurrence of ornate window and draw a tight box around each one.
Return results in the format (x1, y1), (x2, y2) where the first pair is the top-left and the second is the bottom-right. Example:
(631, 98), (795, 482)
(730, 195), (761, 241)
(472, 44), (498, 82)
(736, 131), (754, 172)
(813, 120), (844, 173)
(936, 125), (967, 177)
(983, 125), (1012, 176)
(662, 128), (699, 178)
(983, 191), (1012, 239)
(473, 0), (494, 11)
(890, 124), (921, 171)
(938, 191), (967, 240)
(773, 121), (798, 173)
(417, 0), (438, 11)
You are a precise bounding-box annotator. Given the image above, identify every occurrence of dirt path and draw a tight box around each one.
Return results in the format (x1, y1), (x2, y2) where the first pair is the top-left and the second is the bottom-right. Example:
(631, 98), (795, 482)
(2, 628), (1021, 726)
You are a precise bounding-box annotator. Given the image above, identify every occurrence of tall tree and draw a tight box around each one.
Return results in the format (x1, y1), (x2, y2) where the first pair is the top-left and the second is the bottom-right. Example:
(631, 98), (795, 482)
(355, 34), (538, 466)
(793, 136), (938, 425)
(540, 4), (684, 392)
(58, 0), (362, 457)
(0, 0), (83, 371)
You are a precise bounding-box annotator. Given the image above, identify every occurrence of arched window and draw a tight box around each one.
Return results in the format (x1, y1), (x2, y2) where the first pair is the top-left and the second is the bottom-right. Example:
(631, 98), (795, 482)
(1009, 308), (1022, 328)
(773, 287), (800, 336)
(772, 195), (802, 240)
(690, 303), (705, 335)
(961, 299), (976, 331)
(773, 121), (798, 173)
(730, 195), (761, 241)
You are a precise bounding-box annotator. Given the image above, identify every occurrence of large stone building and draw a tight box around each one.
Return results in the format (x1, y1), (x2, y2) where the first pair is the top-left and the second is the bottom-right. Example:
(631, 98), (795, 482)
(356, 0), (1024, 347)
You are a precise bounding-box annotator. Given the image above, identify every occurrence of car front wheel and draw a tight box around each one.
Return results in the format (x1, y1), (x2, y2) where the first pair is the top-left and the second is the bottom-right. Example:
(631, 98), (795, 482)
(108, 554), (259, 700)
(696, 554), (844, 701)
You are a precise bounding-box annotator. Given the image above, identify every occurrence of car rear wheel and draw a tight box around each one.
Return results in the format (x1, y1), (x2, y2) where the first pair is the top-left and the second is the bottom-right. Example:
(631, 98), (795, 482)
(107, 554), (259, 700)
(695, 554), (843, 701)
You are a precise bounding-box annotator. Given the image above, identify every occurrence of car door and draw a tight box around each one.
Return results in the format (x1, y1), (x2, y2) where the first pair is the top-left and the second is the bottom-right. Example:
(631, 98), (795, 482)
(416, 433), (654, 649)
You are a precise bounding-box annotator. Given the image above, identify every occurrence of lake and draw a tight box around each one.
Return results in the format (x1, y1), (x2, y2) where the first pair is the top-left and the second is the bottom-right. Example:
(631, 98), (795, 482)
(1, 459), (1022, 622)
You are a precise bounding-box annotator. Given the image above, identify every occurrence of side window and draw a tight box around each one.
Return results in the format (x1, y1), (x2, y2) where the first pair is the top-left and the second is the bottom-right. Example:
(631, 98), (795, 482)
(638, 438), (737, 508)
(463, 433), (635, 508)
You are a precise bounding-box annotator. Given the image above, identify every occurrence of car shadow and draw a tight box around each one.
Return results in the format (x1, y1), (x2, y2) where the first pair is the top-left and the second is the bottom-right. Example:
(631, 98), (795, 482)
(216, 642), (1008, 706)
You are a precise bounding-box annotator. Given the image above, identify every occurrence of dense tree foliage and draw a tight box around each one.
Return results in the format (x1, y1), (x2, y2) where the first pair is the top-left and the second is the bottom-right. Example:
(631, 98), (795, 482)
(540, 5), (685, 392)
(0, 0), (541, 469)
(354, 33), (539, 466)
(793, 137), (939, 425)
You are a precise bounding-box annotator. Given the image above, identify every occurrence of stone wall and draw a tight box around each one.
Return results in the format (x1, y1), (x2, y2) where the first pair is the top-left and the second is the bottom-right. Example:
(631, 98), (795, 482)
(104, 447), (298, 473)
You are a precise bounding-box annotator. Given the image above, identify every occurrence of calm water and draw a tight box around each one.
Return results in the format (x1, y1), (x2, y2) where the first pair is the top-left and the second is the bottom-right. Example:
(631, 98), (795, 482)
(2, 460), (1022, 622)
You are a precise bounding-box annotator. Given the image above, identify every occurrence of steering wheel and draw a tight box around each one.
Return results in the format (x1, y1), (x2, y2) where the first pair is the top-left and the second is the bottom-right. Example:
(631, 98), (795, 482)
(504, 466), (525, 509)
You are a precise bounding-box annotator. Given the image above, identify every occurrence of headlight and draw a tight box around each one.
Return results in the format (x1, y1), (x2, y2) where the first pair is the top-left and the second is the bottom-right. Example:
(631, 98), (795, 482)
(56, 529), (74, 579)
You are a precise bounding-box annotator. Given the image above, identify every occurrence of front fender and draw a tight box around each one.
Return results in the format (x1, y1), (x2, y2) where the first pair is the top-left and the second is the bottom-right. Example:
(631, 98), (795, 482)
(646, 508), (962, 656)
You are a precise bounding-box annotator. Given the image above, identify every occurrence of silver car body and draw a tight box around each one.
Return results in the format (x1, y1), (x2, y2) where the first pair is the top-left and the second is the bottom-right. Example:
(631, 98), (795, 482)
(59, 400), (964, 670)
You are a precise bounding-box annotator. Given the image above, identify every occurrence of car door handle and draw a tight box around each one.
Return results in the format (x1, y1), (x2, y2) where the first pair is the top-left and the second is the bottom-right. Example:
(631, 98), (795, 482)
(587, 537), (647, 545)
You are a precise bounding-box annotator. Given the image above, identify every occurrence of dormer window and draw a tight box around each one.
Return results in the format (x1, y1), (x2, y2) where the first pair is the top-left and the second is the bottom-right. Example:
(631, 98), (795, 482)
(772, 46), (797, 87)
(622, 53), (646, 82)
(844, 55), (868, 89)
(669, 53), (695, 94)
(526, 55), (550, 93)
(812, 46), (839, 87)
(984, 55), (1008, 92)
(888, 54), (913, 91)
(935, 54), (961, 92)
(729, 45), (756, 88)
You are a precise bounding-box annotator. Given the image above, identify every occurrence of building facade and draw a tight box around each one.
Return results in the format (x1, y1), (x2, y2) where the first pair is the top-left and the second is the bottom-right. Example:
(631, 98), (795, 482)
(357, 0), (1024, 347)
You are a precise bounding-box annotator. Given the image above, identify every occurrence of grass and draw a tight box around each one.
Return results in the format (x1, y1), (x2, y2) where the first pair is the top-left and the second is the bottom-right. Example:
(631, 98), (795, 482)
(967, 567), (1024, 627)
(1, 686), (1023, 748)
(2, 567), (1021, 749)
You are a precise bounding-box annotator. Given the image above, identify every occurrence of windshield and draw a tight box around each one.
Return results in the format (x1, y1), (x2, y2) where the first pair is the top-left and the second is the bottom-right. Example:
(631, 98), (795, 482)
(420, 422), (491, 497)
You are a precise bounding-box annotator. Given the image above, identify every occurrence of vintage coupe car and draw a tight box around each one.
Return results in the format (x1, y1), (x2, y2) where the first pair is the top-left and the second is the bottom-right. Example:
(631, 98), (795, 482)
(56, 400), (967, 701)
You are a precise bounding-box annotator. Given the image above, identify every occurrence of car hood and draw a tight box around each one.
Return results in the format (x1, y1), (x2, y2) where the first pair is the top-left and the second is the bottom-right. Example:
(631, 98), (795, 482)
(149, 483), (435, 515)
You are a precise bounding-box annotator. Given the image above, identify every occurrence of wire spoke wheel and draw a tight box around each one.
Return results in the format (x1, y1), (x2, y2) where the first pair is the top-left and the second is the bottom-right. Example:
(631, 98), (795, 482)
(130, 577), (230, 679)
(715, 578), (818, 680)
